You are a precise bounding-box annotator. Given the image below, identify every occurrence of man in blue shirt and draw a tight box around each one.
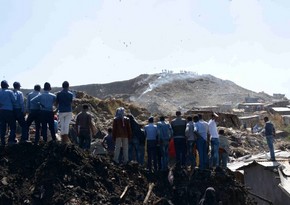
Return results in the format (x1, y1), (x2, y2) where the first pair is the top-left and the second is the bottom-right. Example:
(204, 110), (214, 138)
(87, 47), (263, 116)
(0, 80), (17, 145)
(26, 84), (41, 142)
(144, 116), (158, 172)
(31, 82), (56, 144)
(157, 116), (172, 171)
(56, 81), (74, 143)
(12, 81), (28, 142)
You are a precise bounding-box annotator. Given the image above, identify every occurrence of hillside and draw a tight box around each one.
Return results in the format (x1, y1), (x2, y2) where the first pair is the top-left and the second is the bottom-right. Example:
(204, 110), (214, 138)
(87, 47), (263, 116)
(68, 73), (274, 114)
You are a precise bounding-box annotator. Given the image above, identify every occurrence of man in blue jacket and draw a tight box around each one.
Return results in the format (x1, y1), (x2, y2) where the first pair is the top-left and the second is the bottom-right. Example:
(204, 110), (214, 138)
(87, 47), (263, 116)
(0, 80), (17, 145)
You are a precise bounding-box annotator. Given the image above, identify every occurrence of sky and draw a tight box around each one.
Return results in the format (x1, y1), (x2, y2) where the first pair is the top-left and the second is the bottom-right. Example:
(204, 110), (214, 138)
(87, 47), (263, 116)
(1, 0), (290, 97)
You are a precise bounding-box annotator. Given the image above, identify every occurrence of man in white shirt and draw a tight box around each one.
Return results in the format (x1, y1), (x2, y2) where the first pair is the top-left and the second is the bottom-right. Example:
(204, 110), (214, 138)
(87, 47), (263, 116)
(208, 113), (219, 168)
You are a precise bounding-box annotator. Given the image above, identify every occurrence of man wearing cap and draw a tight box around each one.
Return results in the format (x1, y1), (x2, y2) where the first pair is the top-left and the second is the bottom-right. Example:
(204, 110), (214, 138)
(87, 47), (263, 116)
(12, 81), (28, 142)
(208, 113), (219, 168)
(31, 82), (57, 143)
(26, 84), (41, 142)
(0, 80), (17, 145)
(56, 81), (74, 143)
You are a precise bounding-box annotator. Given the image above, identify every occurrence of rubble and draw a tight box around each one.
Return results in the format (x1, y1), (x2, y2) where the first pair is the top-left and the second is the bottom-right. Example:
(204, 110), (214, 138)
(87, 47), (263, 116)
(0, 142), (257, 205)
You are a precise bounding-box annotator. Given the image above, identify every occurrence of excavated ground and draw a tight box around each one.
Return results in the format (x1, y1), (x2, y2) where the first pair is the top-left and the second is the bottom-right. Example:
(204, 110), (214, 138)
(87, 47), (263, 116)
(0, 142), (257, 205)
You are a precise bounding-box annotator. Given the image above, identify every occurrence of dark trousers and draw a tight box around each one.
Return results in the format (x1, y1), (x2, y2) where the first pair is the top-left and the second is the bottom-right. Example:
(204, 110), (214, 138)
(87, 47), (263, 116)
(78, 129), (91, 149)
(174, 137), (187, 166)
(38, 110), (56, 143)
(0, 110), (16, 145)
(26, 110), (41, 142)
(147, 140), (157, 172)
(14, 108), (28, 141)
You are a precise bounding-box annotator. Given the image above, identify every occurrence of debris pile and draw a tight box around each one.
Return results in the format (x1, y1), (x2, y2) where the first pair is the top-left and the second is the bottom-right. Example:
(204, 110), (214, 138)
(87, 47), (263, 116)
(0, 142), (256, 205)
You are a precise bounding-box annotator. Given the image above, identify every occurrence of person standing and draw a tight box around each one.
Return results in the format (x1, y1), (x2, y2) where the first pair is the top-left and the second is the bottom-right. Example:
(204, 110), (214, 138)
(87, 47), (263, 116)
(194, 115), (207, 169)
(56, 81), (74, 143)
(208, 113), (219, 168)
(263, 116), (276, 161)
(185, 116), (196, 168)
(31, 82), (56, 143)
(101, 127), (115, 159)
(0, 80), (17, 145)
(144, 116), (158, 172)
(218, 129), (230, 168)
(127, 114), (141, 163)
(112, 107), (132, 164)
(171, 111), (187, 167)
(157, 116), (172, 171)
(12, 81), (28, 142)
(26, 84), (41, 142)
(75, 104), (95, 150)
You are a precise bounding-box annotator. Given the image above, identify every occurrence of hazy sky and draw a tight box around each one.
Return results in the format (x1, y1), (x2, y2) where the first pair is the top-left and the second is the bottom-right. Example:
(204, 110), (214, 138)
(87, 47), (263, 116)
(1, 0), (290, 97)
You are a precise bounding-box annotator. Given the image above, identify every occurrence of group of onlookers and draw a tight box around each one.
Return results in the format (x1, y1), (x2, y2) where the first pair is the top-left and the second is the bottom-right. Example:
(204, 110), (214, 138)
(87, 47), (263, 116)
(0, 80), (74, 146)
(101, 107), (231, 172)
(1, 79), (275, 170)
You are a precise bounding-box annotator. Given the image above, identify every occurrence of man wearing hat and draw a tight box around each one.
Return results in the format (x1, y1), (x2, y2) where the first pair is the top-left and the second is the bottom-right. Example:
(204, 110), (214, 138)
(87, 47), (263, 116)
(12, 81), (28, 142)
(0, 80), (17, 145)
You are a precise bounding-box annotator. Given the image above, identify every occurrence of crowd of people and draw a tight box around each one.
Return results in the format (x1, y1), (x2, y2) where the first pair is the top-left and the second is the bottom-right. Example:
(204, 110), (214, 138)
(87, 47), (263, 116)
(102, 107), (232, 172)
(1, 79), (275, 172)
(0, 80), (74, 146)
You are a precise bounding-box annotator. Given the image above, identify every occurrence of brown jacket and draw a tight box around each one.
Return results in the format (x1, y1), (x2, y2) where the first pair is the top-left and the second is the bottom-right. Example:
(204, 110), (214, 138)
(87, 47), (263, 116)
(112, 117), (132, 141)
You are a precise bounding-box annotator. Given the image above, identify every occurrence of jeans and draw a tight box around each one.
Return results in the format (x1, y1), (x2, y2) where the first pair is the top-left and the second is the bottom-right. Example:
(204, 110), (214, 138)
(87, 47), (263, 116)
(14, 108), (28, 141)
(266, 135), (275, 160)
(78, 129), (91, 150)
(196, 137), (207, 169)
(26, 110), (41, 142)
(39, 111), (56, 143)
(128, 137), (140, 162)
(219, 151), (228, 168)
(147, 140), (157, 172)
(160, 140), (169, 170)
(210, 138), (220, 167)
(187, 140), (196, 167)
(174, 138), (187, 166)
(139, 144), (145, 166)
(0, 110), (16, 145)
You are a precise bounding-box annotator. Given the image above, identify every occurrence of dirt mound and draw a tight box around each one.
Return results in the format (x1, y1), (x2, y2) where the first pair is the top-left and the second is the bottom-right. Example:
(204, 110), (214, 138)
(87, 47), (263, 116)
(0, 142), (256, 205)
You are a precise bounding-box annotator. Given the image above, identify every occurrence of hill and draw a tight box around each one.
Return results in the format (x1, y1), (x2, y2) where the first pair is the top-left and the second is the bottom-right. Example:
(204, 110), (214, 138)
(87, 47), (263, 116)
(68, 73), (274, 114)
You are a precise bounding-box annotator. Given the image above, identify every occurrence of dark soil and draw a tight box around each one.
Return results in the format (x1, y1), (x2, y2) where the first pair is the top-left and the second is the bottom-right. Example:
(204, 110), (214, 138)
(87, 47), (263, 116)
(0, 142), (256, 205)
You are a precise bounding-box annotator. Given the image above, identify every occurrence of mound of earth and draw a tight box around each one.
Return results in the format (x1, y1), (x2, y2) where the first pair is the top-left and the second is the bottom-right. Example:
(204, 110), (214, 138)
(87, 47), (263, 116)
(0, 142), (256, 205)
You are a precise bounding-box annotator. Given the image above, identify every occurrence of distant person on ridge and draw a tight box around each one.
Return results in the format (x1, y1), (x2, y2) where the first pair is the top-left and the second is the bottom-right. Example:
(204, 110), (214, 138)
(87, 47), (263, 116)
(12, 81), (28, 142)
(171, 111), (187, 167)
(112, 107), (132, 164)
(75, 104), (95, 150)
(56, 81), (74, 143)
(26, 84), (41, 143)
(31, 82), (57, 143)
(0, 80), (17, 145)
